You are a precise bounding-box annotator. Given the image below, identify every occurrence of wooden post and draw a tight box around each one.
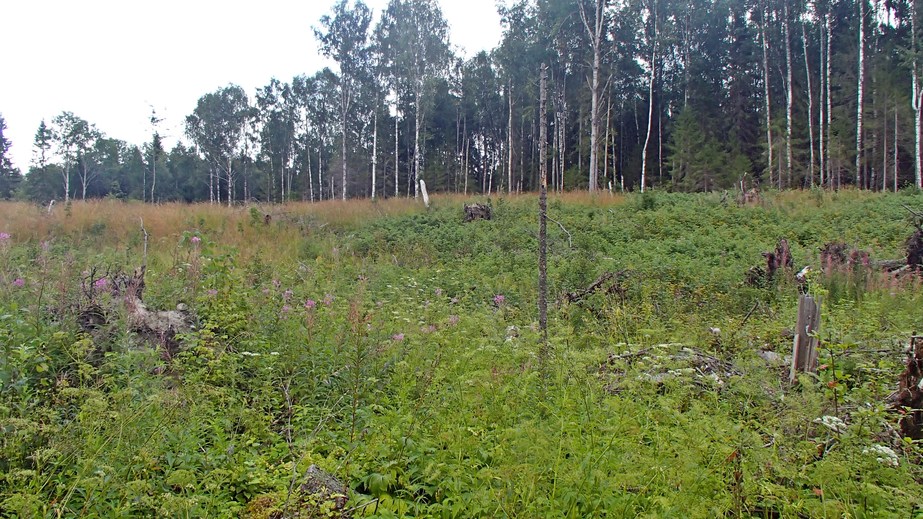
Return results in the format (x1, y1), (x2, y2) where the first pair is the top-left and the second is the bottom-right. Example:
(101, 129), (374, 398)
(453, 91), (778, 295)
(790, 294), (821, 383)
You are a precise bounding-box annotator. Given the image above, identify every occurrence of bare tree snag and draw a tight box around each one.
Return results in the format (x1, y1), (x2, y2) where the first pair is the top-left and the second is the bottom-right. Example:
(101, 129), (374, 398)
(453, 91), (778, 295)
(539, 63), (550, 380)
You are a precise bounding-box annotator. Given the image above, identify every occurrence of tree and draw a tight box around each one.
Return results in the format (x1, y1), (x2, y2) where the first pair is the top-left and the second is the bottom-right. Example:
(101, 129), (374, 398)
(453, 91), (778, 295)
(578, 0), (610, 191)
(315, 0), (373, 200)
(376, 0), (452, 198)
(0, 114), (22, 199)
(50, 112), (101, 201)
(185, 85), (251, 206)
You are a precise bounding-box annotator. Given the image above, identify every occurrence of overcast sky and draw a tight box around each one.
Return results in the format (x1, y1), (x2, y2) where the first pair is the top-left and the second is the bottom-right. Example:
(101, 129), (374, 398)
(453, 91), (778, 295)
(1, 0), (504, 172)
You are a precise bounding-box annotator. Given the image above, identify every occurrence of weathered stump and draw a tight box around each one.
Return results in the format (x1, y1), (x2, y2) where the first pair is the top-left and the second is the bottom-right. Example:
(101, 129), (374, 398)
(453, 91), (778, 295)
(789, 294), (821, 383)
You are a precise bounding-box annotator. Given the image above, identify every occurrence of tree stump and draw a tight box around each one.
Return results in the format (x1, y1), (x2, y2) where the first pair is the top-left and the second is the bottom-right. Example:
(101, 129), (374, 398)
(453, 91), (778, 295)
(789, 294), (821, 383)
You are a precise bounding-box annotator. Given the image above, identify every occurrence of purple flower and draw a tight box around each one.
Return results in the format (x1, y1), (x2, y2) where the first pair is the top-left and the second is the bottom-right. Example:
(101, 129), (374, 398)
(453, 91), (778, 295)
(304, 299), (317, 309)
(12, 278), (25, 287)
(281, 305), (292, 314)
(421, 324), (437, 334)
(323, 294), (334, 306)
(0, 232), (10, 241)
(207, 289), (218, 296)
(283, 289), (293, 301)
(190, 236), (201, 245)
(94, 278), (108, 289)
(272, 279), (281, 288)
(448, 315), (460, 326)
(493, 294), (506, 306)
(391, 333), (405, 342)
(435, 288), (444, 297)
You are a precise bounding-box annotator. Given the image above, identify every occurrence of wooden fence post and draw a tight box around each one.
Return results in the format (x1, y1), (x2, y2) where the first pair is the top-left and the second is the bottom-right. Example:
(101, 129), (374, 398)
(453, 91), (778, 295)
(790, 294), (821, 383)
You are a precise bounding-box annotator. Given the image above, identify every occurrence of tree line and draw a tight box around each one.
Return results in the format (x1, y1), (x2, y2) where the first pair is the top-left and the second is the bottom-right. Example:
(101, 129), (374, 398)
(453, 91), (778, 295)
(2, 0), (923, 203)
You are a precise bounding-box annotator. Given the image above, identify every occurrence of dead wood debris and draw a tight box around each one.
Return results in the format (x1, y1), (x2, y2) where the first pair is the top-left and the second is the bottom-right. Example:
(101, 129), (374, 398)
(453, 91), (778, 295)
(888, 335), (923, 440)
(463, 203), (492, 222)
(562, 271), (626, 304)
(77, 266), (193, 360)
(599, 344), (742, 393)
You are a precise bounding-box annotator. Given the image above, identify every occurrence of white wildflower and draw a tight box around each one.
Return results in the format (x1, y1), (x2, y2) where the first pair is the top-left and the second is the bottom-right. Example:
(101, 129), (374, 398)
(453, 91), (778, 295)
(813, 415), (847, 434)
(862, 445), (899, 467)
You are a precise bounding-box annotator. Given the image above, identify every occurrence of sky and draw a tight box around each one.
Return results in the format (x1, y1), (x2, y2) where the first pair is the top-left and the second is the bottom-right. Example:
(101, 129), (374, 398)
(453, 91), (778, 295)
(1, 0), (504, 172)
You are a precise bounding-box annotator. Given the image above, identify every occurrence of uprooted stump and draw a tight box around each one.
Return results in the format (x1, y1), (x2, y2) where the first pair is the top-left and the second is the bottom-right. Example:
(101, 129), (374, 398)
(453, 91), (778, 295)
(242, 465), (350, 519)
(599, 344), (742, 394)
(889, 336), (923, 440)
(746, 238), (794, 286)
(463, 203), (492, 222)
(77, 266), (193, 360)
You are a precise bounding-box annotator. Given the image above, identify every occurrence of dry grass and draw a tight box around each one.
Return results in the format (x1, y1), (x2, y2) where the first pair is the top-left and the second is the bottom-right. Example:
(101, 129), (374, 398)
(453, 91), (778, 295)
(0, 192), (627, 264)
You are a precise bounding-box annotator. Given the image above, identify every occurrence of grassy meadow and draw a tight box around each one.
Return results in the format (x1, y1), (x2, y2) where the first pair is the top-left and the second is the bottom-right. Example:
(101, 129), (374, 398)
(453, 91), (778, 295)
(1, 190), (922, 517)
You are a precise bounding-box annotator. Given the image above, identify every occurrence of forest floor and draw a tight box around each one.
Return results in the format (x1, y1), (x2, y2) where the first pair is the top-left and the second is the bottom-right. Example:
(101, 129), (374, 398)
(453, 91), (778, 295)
(1, 189), (923, 518)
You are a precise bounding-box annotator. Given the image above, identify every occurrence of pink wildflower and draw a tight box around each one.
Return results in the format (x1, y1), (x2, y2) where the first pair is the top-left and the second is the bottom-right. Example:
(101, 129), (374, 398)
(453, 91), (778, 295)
(281, 305), (292, 314)
(190, 236), (201, 245)
(207, 289), (218, 296)
(448, 315), (460, 326)
(435, 288), (444, 297)
(94, 278), (108, 289)
(323, 294), (334, 306)
(12, 278), (25, 287)
(392, 333), (405, 341)
(283, 289), (293, 301)
(304, 299), (317, 309)
(493, 294), (506, 305)
(0, 232), (10, 241)
(421, 324), (437, 334)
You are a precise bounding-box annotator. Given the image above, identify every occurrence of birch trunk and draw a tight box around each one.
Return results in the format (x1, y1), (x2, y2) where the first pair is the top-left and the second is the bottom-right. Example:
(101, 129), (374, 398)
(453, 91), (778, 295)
(803, 22), (816, 187)
(761, 5), (774, 187)
(784, 1), (793, 187)
(640, 1), (657, 193)
(579, 0), (605, 192)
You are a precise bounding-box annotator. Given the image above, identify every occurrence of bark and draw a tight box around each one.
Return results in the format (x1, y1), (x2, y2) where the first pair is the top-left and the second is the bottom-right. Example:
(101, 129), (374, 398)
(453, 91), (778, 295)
(395, 111), (400, 198)
(414, 89), (422, 199)
(826, 13), (833, 187)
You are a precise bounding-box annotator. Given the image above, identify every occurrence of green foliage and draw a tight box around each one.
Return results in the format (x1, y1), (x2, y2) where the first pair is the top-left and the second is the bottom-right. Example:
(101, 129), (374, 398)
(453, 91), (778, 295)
(1, 192), (922, 517)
